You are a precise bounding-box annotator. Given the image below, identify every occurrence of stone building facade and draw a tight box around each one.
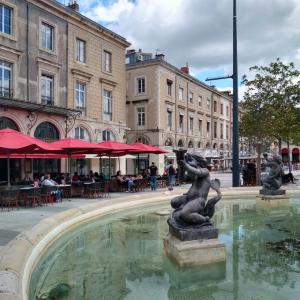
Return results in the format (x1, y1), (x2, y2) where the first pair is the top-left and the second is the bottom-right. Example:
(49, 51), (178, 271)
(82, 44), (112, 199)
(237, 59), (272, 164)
(126, 50), (233, 174)
(0, 0), (130, 182)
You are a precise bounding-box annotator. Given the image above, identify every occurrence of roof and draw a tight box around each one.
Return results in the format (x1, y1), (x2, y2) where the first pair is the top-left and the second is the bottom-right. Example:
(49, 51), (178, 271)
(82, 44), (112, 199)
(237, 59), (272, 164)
(126, 58), (233, 101)
(36, 0), (131, 48)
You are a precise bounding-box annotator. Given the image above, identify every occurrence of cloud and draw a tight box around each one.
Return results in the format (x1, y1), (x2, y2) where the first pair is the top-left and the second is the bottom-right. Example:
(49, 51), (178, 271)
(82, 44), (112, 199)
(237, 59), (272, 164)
(75, 0), (300, 98)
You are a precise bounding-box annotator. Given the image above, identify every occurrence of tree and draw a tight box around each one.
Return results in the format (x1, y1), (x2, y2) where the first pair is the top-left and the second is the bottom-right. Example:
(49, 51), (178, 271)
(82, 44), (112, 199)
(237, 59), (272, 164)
(240, 58), (300, 184)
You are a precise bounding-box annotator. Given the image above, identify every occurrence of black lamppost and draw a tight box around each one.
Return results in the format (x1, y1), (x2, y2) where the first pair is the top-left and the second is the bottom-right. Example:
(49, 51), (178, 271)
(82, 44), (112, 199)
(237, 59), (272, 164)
(206, 0), (239, 187)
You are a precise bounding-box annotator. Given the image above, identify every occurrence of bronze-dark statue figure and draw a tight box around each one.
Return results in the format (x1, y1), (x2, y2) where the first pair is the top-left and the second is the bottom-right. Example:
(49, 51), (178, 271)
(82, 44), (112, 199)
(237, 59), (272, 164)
(260, 153), (285, 196)
(168, 152), (222, 241)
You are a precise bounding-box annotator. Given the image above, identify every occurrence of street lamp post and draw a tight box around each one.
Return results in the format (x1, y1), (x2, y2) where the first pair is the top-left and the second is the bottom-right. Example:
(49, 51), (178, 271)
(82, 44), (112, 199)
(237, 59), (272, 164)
(206, 0), (239, 187)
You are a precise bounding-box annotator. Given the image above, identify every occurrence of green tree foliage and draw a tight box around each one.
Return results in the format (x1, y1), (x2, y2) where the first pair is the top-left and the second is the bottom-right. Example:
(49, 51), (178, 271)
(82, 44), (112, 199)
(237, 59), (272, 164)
(240, 58), (300, 183)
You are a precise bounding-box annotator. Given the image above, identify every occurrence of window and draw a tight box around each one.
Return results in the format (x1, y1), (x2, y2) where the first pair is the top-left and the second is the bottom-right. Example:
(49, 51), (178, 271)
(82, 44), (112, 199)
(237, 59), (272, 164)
(75, 82), (86, 112)
(137, 77), (145, 94)
(226, 124), (229, 139)
(213, 100), (217, 113)
(0, 4), (12, 35)
(41, 74), (54, 105)
(207, 121), (210, 137)
(189, 91), (193, 103)
(102, 130), (115, 141)
(103, 89), (112, 121)
(137, 107), (145, 126)
(103, 50), (112, 73)
(226, 106), (229, 117)
(220, 103), (224, 115)
(179, 114), (184, 133)
(167, 110), (172, 129)
(75, 127), (90, 141)
(41, 23), (54, 51)
(207, 98), (211, 110)
(179, 87), (184, 100)
(199, 119), (202, 135)
(189, 117), (193, 133)
(214, 121), (217, 138)
(34, 122), (59, 142)
(136, 136), (149, 144)
(0, 60), (12, 98)
(76, 38), (86, 63)
(220, 123), (224, 139)
(198, 95), (202, 106)
(167, 80), (172, 96)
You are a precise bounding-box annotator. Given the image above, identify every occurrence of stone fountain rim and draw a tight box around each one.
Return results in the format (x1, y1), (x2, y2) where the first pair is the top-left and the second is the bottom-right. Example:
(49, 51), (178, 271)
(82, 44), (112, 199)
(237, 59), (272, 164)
(0, 186), (298, 300)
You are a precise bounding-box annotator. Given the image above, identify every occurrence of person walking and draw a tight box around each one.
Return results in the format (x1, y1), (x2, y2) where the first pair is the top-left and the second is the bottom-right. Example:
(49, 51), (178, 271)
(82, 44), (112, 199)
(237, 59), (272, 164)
(166, 161), (176, 190)
(149, 162), (158, 191)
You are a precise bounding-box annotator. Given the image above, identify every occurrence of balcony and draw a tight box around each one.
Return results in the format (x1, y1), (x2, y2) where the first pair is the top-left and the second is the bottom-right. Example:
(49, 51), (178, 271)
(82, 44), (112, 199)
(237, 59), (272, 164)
(0, 87), (13, 99)
(41, 96), (54, 106)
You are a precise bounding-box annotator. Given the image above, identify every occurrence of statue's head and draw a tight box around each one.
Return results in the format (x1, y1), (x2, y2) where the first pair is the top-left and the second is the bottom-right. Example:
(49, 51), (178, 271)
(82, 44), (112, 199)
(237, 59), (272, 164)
(184, 152), (207, 169)
(273, 155), (282, 164)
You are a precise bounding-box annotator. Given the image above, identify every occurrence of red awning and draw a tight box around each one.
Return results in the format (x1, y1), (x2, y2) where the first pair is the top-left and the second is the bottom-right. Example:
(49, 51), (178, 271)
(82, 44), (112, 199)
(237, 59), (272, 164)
(281, 148), (288, 154)
(129, 143), (169, 154)
(292, 148), (299, 154)
(96, 141), (139, 155)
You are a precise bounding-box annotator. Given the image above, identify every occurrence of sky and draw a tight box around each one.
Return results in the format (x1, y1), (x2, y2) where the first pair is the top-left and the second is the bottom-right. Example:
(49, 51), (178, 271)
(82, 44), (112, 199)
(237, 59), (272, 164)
(59, 0), (300, 97)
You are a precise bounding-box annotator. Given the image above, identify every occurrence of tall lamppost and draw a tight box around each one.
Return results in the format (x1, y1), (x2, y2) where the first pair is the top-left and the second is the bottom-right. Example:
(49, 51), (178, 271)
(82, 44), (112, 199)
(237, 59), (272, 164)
(206, 0), (239, 187)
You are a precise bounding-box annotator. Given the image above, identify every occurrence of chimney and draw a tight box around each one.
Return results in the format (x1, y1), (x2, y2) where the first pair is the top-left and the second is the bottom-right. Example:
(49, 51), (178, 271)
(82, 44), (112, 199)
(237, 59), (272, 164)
(180, 62), (189, 74)
(126, 49), (136, 54)
(155, 53), (165, 60)
(68, 0), (79, 12)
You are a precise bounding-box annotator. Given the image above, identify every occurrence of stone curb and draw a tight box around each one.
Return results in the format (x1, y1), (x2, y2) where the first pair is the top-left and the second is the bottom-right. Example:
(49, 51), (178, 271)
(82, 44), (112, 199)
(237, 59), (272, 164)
(0, 186), (298, 300)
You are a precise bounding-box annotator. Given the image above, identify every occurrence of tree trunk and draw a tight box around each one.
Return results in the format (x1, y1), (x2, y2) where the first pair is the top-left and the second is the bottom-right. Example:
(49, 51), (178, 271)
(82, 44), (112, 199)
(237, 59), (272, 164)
(287, 140), (291, 173)
(278, 138), (282, 153)
(256, 143), (261, 186)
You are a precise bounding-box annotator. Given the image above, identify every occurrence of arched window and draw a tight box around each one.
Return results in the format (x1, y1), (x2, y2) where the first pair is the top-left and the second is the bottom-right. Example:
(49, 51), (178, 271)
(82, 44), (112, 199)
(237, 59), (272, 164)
(34, 122), (59, 142)
(0, 117), (19, 131)
(188, 140), (194, 148)
(206, 142), (210, 149)
(178, 139), (184, 148)
(220, 143), (224, 150)
(75, 126), (91, 141)
(136, 136), (149, 144)
(165, 137), (173, 147)
(197, 141), (202, 149)
(213, 143), (218, 149)
(102, 130), (115, 141)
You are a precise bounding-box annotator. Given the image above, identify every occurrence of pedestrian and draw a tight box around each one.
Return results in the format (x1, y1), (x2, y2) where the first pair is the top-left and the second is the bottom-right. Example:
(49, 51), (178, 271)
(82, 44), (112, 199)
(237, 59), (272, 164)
(149, 162), (158, 191)
(166, 161), (176, 190)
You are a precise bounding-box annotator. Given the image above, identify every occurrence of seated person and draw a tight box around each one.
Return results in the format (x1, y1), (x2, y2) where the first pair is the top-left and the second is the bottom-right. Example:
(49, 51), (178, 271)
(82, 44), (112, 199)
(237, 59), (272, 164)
(23, 173), (32, 183)
(72, 172), (80, 184)
(33, 177), (40, 188)
(41, 175), (62, 201)
(127, 176), (135, 192)
(94, 172), (100, 182)
(116, 171), (124, 183)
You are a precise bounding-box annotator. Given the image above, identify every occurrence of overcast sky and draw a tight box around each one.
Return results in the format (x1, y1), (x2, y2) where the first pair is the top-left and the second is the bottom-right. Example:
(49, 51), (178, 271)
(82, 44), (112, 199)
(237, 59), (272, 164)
(60, 0), (300, 96)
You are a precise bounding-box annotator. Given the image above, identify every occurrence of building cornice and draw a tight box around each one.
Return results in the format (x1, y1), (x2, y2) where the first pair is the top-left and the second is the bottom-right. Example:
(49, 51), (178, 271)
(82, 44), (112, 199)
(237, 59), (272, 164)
(0, 45), (23, 57)
(0, 97), (79, 117)
(99, 77), (118, 87)
(28, 0), (131, 49)
(71, 68), (93, 79)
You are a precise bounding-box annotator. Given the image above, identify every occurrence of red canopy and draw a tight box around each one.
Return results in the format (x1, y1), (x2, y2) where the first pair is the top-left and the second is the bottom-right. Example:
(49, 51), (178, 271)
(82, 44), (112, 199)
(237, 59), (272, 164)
(0, 128), (61, 154)
(50, 138), (109, 154)
(129, 143), (169, 154)
(281, 148), (289, 154)
(292, 148), (299, 154)
(96, 141), (139, 155)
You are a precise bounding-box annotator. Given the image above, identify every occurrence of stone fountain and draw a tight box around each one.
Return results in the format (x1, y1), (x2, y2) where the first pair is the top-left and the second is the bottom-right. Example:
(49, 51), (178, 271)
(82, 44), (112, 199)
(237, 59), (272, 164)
(164, 152), (225, 267)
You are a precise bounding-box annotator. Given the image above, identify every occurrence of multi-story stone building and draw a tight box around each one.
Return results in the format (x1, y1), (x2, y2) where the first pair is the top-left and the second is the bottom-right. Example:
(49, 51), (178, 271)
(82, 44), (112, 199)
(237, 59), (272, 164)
(126, 50), (233, 174)
(0, 0), (129, 182)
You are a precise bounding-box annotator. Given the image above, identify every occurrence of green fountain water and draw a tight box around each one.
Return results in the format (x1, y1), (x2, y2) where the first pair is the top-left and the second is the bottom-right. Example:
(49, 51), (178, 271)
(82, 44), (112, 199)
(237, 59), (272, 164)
(29, 199), (300, 300)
